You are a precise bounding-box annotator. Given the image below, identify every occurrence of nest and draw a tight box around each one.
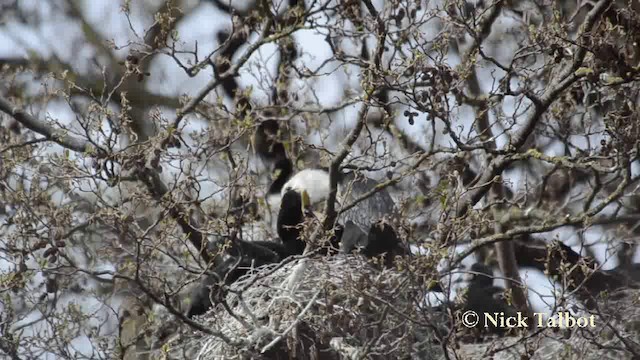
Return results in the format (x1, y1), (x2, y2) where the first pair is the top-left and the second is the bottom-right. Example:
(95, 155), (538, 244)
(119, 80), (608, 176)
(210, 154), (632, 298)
(154, 255), (444, 359)
(148, 257), (640, 360)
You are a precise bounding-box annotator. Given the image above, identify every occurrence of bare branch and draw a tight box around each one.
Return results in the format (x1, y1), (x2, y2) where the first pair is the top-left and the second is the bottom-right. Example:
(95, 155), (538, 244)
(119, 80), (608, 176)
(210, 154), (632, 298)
(0, 96), (96, 154)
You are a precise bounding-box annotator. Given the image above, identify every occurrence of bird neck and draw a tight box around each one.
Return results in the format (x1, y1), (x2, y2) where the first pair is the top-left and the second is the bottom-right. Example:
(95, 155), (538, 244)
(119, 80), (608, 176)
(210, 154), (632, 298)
(276, 194), (305, 255)
(267, 158), (294, 195)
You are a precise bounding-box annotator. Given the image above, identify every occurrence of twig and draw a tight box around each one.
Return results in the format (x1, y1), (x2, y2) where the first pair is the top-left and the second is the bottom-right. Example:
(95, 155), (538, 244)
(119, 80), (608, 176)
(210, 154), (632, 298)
(260, 289), (321, 354)
(0, 96), (96, 154)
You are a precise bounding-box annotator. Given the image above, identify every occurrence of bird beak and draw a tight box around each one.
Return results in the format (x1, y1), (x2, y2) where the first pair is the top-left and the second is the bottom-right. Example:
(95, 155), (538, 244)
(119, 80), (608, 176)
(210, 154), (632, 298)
(302, 190), (311, 210)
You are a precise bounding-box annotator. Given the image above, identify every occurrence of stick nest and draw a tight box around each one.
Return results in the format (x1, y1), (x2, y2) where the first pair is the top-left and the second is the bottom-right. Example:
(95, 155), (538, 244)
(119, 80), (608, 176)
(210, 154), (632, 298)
(153, 255), (444, 359)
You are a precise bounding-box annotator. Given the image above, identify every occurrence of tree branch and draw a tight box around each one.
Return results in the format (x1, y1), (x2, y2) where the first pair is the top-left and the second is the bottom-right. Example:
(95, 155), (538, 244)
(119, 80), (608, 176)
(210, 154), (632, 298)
(322, 2), (388, 229)
(0, 96), (96, 154)
(454, 0), (613, 217)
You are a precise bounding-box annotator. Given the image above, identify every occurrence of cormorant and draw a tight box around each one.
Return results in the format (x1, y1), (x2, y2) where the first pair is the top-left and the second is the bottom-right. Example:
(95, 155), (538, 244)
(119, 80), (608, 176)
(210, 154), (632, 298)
(459, 263), (518, 335)
(277, 188), (310, 255)
(186, 238), (292, 318)
(333, 171), (407, 263)
(252, 119), (284, 163)
(270, 156), (406, 262)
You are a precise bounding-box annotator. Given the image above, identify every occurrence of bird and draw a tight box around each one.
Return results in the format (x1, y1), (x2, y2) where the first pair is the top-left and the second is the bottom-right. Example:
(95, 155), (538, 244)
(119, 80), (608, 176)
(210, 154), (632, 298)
(513, 239), (640, 308)
(258, 140), (337, 255)
(276, 177), (344, 256)
(269, 155), (406, 263)
(426, 263), (515, 341)
(255, 118), (408, 265)
(188, 158), (336, 319)
(253, 116), (334, 209)
(458, 263), (518, 335)
(188, 156), (407, 319)
(186, 237), (292, 318)
(361, 219), (407, 267)
(255, 120), (334, 236)
(277, 187), (311, 255)
(266, 156), (332, 210)
(251, 119), (285, 163)
(338, 172), (406, 260)
(186, 256), (240, 318)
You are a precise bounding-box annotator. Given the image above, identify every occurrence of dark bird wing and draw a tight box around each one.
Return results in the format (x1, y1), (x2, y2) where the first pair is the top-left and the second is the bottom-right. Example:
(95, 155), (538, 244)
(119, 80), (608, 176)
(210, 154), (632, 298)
(187, 239), (289, 318)
(338, 173), (395, 232)
(340, 220), (368, 253)
(336, 173), (405, 261)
